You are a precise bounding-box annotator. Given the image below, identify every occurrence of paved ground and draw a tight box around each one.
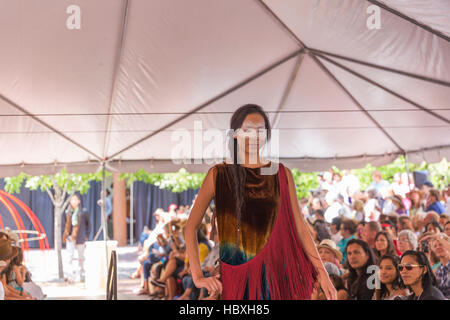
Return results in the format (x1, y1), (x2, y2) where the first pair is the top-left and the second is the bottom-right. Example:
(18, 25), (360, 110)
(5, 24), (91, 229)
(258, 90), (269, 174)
(24, 245), (149, 300)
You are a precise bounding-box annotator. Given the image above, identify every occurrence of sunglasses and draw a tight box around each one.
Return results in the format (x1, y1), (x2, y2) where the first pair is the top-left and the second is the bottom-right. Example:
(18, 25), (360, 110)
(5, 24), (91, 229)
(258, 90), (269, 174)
(398, 264), (424, 271)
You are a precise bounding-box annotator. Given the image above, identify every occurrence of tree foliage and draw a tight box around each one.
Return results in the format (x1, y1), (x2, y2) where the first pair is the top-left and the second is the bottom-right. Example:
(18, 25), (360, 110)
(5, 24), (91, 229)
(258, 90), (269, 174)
(3, 156), (448, 200)
(3, 169), (110, 196)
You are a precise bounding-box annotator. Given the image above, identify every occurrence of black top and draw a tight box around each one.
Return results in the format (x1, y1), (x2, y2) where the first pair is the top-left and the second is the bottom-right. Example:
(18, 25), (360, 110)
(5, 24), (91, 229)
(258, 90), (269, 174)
(407, 284), (447, 300)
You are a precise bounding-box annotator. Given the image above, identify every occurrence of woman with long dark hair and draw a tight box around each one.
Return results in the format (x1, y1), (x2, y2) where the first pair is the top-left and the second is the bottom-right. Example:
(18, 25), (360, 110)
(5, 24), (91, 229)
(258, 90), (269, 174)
(374, 231), (398, 259)
(185, 104), (336, 300)
(345, 239), (378, 300)
(374, 254), (409, 300)
(399, 250), (446, 300)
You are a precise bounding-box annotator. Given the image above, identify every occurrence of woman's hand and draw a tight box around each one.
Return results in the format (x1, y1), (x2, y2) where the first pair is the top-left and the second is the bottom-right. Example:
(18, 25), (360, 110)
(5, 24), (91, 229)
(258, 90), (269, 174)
(317, 269), (337, 300)
(193, 274), (222, 297)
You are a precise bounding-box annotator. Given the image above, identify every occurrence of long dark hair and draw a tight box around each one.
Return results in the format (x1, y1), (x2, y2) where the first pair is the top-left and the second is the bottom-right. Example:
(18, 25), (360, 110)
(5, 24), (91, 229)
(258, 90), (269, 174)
(401, 250), (437, 289)
(5, 246), (23, 282)
(374, 231), (397, 259)
(375, 254), (405, 300)
(227, 104), (271, 253)
(345, 239), (378, 300)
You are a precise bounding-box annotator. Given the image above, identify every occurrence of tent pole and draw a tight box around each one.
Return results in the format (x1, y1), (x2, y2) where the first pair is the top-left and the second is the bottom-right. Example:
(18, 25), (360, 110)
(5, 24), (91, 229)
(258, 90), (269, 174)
(130, 182), (134, 246)
(404, 153), (413, 217)
(101, 161), (109, 293)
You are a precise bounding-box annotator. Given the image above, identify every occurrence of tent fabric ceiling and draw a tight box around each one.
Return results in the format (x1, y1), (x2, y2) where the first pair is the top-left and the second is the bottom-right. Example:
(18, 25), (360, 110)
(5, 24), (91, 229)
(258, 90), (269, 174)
(0, 0), (449, 176)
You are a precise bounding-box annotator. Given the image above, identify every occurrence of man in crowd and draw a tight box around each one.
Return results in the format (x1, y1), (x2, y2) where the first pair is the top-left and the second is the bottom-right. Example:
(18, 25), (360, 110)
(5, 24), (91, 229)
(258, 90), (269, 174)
(362, 221), (381, 251)
(63, 194), (91, 282)
(426, 189), (446, 215)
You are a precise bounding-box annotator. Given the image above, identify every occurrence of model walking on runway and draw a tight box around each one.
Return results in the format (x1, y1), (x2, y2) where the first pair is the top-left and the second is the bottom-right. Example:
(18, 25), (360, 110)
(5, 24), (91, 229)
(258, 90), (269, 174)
(185, 104), (336, 300)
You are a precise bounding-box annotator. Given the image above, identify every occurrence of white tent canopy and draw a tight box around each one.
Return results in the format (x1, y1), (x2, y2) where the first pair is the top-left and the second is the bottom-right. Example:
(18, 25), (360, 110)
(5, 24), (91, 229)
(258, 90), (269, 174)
(1, 0), (449, 176)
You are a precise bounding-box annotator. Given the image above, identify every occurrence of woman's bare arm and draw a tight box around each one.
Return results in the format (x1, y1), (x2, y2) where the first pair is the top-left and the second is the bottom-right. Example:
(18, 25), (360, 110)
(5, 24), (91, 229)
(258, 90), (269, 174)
(14, 266), (25, 286)
(185, 166), (216, 282)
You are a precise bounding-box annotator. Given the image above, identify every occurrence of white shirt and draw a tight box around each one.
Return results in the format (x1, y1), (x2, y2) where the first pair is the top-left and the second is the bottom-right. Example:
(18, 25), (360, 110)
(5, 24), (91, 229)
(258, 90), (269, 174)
(341, 174), (360, 198)
(364, 198), (381, 222)
(331, 231), (343, 244)
(324, 202), (341, 223)
(0, 281), (4, 300)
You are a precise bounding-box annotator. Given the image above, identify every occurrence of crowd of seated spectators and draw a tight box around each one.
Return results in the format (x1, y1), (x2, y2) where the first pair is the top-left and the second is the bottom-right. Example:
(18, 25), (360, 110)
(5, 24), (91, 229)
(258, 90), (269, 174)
(131, 198), (218, 300)
(129, 169), (449, 300)
(305, 170), (449, 300)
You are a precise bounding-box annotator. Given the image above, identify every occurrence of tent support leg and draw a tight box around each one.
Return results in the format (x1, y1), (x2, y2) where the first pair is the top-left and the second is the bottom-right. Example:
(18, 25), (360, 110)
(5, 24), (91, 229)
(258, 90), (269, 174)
(100, 162), (109, 294)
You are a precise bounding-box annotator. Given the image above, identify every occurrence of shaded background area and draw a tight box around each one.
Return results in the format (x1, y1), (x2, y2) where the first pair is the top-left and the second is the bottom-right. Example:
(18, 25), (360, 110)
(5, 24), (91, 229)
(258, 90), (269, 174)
(0, 178), (199, 248)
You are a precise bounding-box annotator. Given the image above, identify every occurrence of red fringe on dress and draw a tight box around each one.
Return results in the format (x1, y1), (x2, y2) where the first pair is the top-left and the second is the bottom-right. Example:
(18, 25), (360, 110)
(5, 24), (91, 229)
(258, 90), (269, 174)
(220, 163), (318, 300)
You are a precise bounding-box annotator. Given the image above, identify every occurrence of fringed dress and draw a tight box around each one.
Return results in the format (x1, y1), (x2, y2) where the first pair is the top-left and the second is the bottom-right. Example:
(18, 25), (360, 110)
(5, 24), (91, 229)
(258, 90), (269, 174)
(212, 161), (318, 300)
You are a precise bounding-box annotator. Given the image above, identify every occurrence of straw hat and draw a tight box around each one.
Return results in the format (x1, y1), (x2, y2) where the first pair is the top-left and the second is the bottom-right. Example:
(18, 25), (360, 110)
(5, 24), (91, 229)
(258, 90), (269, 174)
(0, 239), (19, 261)
(317, 239), (343, 262)
(0, 228), (19, 243)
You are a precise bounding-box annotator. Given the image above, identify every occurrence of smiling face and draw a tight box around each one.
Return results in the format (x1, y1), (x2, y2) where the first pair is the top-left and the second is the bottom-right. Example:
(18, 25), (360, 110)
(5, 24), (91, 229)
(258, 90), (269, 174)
(399, 255), (426, 287)
(375, 234), (389, 253)
(347, 243), (369, 270)
(379, 258), (398, 285)
(432, 239), (449, 259)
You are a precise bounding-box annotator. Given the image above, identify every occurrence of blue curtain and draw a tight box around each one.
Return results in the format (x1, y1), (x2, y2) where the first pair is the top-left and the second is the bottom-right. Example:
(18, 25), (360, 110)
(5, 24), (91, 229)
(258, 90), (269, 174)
(132, 181), (199, 239)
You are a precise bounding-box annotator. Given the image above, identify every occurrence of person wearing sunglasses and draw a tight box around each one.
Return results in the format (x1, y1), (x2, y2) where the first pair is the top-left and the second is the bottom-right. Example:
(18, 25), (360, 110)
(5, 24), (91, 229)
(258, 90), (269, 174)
(399, 250), (446, 300)
(374, 254), (409, 300)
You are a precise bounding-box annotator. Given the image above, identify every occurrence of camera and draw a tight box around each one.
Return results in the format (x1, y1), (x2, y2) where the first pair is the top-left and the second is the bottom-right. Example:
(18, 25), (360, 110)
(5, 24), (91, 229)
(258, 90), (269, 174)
(420, 240), (429, 253)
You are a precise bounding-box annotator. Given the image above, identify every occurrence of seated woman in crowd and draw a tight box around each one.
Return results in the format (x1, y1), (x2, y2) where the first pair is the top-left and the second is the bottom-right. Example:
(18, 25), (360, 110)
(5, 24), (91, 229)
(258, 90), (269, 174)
(0, 241), (35, 300)
(4, 247), (32, 298)
(397, 229), (418, 254)
(399, 250), (446, 300)
(337, 219), (357, 264)
(136, 233), (169, 295)
(428, 234), (450, 299)
(418, 232), (441, 271)
(352, 200), (365, 223)
(380, 221), (402, 256)
(150, 221), (185, 292)
(345, 239), (378, 300)
(374, 254), (409, 300)
(317, 239), (343, 274)
(356, 221), (366, 240)
(176, 226), (212, 300)
(424, 220), (444, 234)
(311, 273), (348, 300)
(374, 231), (398, 259)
